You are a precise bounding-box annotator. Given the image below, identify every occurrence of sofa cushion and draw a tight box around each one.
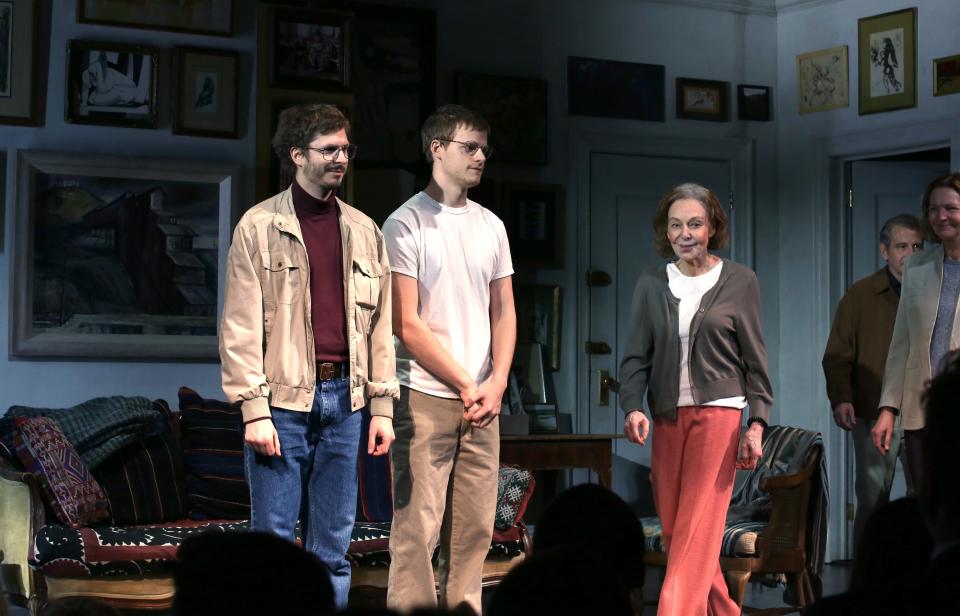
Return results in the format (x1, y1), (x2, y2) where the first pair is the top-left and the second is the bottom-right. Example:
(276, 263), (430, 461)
(495, 466), (534, 530)
(639, 515), (765, 558)
(0, 417), (22, 469)
(14, 417), (110, 528)
(92, 419), (188, 525)
(177, 387), (249, 520)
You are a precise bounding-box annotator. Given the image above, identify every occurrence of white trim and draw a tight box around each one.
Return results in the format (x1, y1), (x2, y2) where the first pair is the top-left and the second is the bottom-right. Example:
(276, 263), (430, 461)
(639, 0), (776, 16)
(570, 129), (755, 434)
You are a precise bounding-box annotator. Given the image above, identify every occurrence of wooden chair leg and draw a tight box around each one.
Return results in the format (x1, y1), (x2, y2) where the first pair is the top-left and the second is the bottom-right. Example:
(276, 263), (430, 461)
(723, 570), (751, 607)
(786, 572), (807, 608)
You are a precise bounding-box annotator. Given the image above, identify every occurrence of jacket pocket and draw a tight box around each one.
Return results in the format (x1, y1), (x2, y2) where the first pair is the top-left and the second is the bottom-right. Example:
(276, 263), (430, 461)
(261, 250), (301, 305)
(352, 257), (382, 310)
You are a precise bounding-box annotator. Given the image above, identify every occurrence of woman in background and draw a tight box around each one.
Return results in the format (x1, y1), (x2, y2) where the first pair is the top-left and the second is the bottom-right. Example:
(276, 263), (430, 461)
(619, 183), (773, 616)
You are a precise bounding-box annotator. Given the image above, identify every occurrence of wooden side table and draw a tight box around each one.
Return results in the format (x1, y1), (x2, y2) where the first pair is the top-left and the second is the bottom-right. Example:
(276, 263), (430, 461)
(499, 433), (620, 487)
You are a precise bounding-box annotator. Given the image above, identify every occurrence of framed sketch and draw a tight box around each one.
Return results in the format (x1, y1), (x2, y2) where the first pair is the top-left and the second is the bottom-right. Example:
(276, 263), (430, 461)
(454, 73), (547, 165)
(676, 78), (729, 122)
(737, 84), (771, 121)
(266, 6), (351, 90)
(933, 54), (960, 97)
(66, 40), (159, 129)
(515, 285), (562, 372)
(567, 56), (664, 122)
(173, 47), (239, 139)
(858, 8), (917, 115)
(11, 150), (239, 360)
(352, 4), (436, 166)
(797, 45), (849, 114)
(0, 0), (46, 126)
(0, 150), (5, 251)
(501, 182), (564, 270)
(77, 0), (233, 37)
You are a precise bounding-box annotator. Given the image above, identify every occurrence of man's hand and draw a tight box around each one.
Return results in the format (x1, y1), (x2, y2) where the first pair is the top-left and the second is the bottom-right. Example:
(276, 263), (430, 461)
(872, 408), (896, 454)
(623, 410), (649, 445)
(464, 377), (506, 428)
(832, 402), (857, 431)
(736, 423), (763, 470)
(245, 419), (281, 457)
(368, 416), (395, 456)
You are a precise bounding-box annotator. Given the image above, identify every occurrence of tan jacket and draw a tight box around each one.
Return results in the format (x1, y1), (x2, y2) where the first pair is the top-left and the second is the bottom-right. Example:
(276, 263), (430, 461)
(880, 245), (960, 430)
(219, 188), (399, 423)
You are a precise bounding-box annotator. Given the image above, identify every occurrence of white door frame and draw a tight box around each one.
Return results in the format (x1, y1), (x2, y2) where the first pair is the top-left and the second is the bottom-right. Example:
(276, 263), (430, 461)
(814, 115), (960, 561)
(570, 129), (754, 434)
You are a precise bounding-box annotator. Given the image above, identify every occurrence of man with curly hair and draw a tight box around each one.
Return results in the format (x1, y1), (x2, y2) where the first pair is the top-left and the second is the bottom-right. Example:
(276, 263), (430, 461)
(219, 103), (398, 607)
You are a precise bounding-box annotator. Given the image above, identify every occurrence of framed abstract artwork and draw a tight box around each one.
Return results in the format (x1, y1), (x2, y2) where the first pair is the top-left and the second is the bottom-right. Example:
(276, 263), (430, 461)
(676, 77), (730, 121)
(567, 56), (665, 122)
(172, 47), (240, 139)
(77, 0), (233, 37)
(857, 8), (917, 115)
(65, 40), (159, 129)
(797, 45), (849, 114)
(11, 150), (239, 359)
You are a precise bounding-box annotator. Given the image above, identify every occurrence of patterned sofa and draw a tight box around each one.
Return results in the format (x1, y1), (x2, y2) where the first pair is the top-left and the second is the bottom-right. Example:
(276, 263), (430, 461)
(0, 389), (533, 614)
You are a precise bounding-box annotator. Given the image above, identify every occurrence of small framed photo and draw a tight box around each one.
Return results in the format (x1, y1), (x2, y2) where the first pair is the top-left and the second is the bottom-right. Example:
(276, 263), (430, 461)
(676, 78), (729, 122)
(737, 84), (771, 121)
(77, 0), (233, 36)
(0, 0), (47, 126)
(501, 182), (564, 270)
(66, 40), (159, 129)
(933, 54), (960, 97)
(173, 47), (239, 139)
(797, 45), (849, 114)
(267, 6), (351, 90)
(567, 56), (665, 122)
(857, 7), (917, 115)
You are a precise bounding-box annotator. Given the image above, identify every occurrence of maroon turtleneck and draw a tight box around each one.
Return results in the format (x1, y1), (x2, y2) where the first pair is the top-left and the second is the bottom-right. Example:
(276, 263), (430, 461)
(291, 180), (348, 363)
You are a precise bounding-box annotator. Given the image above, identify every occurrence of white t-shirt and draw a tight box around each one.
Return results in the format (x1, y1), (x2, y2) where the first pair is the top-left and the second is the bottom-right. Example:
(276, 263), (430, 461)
(667, 261), (747, 409)
(383, 191), (514, 398)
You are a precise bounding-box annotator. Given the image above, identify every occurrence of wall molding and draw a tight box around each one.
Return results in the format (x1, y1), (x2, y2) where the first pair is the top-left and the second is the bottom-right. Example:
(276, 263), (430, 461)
(638, 0), (845, 16)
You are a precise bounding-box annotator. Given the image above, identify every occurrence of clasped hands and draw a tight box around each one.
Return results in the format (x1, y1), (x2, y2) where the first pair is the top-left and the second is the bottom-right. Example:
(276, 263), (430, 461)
(459, 377), (506, 429)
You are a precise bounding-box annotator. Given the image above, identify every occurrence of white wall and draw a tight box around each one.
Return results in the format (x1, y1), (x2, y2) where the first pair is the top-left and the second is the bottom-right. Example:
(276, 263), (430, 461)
(0, 2), (258, 410)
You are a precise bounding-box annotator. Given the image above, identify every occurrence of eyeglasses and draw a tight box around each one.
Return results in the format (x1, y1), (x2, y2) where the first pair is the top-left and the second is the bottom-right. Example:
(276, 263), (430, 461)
(303, 144), (358, 161)
(435, 138), (494, 159)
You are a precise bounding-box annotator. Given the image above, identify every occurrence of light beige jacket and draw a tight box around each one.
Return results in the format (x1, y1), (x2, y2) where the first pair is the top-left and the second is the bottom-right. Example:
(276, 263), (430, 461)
(879, 244), (960, 430)
(219, 188), (399, 423)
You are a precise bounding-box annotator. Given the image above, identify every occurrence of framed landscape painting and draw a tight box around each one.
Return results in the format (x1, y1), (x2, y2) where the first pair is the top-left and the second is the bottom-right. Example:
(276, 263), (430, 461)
(266, 6), (351, 90)
(11, 150), (239, 360)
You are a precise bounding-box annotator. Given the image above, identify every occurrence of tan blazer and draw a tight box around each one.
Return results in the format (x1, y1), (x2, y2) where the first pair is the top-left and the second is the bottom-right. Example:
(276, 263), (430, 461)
(879, 244), (960, 430)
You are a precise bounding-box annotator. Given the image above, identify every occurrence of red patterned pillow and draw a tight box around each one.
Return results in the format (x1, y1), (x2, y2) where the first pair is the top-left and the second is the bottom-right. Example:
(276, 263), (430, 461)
(14, 417), (110, 528)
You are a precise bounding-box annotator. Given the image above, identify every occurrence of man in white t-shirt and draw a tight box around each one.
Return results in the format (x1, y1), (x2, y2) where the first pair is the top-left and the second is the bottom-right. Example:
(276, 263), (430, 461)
(382, 105), (516, 614)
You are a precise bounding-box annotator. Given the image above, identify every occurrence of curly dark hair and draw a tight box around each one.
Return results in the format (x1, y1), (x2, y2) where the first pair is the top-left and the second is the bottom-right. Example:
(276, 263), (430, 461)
(652, 183), (730, 258)
(920, 172), (960, 243)
(271, 104), (350, 173)
(420, 104), (490, 162)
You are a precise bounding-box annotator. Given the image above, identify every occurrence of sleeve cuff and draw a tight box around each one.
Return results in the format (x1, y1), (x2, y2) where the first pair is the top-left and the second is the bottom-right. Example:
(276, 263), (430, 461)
(369, 395), (394, 419)
(240, 396), (271, 423)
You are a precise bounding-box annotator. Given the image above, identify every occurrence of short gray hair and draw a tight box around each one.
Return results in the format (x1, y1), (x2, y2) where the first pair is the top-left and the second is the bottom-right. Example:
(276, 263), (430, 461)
(879, 213), (921, 247)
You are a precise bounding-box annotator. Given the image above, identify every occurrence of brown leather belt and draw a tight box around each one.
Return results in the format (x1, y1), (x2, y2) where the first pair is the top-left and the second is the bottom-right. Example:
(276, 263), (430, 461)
(318, 362), (347, 381)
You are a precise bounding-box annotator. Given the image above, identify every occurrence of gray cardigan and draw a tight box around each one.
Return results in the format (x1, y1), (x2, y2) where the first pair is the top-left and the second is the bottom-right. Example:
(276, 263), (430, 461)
(618, 259), (773, 422)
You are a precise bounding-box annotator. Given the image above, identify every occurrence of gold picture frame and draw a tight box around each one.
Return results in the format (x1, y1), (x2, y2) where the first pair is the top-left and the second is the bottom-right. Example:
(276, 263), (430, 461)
(857, 7), (917, 115)
(797, 45), (849, 114)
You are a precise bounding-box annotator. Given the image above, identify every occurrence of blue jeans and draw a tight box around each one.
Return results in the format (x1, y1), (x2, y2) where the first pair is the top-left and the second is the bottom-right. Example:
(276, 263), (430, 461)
(244, 376), (360, 608)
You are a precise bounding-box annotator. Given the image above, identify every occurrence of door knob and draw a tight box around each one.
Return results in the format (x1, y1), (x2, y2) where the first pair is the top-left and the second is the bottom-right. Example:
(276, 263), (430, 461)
(597, 369), (620, 406)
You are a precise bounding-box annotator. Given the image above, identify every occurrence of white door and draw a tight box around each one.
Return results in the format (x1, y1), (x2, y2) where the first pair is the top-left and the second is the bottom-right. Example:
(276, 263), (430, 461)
(587, 152), (734, 505)
(840, 159), (948, 556)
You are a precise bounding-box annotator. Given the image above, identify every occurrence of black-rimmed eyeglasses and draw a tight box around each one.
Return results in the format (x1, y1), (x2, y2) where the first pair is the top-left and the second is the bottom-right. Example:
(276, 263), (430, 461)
(303, 144), (358, 161)
(434, 138), (494, 159)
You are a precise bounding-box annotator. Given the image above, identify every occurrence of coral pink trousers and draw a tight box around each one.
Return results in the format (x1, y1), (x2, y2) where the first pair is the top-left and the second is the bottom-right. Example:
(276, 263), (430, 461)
(652, 406), (742, 616)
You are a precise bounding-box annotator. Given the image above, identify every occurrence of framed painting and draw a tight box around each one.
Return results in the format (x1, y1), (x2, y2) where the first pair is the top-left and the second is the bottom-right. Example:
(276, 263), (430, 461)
(567, 56), (665, 122)
(501, 182), (564, 270)
(797, 45), (849, 114)
(515, 285), (562, 372)
(0, 150), (5, 251)
(352, 4), (435, 166)
(933, 54), (960, 97)
(10, 150), (239, 360)
(172, 47), (239, 139)
(66, 40), (159, 129)
(858, 8), (917, 115)
(266, 6), (351, 90)
(77, 0), (233, 37)
(676, 77), (729, 122)
(454, 73), (547, 165)
(0, 0), (47, 126)
(737, 84), (771, 121)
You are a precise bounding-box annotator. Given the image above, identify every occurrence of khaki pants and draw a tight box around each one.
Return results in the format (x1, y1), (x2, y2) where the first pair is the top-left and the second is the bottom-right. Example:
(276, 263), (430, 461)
(387, 387), (500, 614)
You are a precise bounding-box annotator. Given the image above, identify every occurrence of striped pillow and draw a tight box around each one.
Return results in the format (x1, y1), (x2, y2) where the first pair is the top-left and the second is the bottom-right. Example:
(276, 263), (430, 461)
(177, 387), (249, 520)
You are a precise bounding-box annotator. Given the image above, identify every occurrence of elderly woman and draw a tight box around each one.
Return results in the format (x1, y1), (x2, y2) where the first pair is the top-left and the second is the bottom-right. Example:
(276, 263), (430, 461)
(619, 183), (773, 616)
(874, 173), (960, 489)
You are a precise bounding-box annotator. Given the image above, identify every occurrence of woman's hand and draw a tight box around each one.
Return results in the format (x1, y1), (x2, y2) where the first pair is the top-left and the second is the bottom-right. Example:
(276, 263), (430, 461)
(623, 409), (650, 445)
(736, 423), (763, 469)
(871, 408), (897, 454)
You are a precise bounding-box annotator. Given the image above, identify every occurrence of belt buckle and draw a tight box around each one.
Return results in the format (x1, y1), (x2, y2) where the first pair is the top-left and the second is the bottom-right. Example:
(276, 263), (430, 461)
(319, 362), (335, 380)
